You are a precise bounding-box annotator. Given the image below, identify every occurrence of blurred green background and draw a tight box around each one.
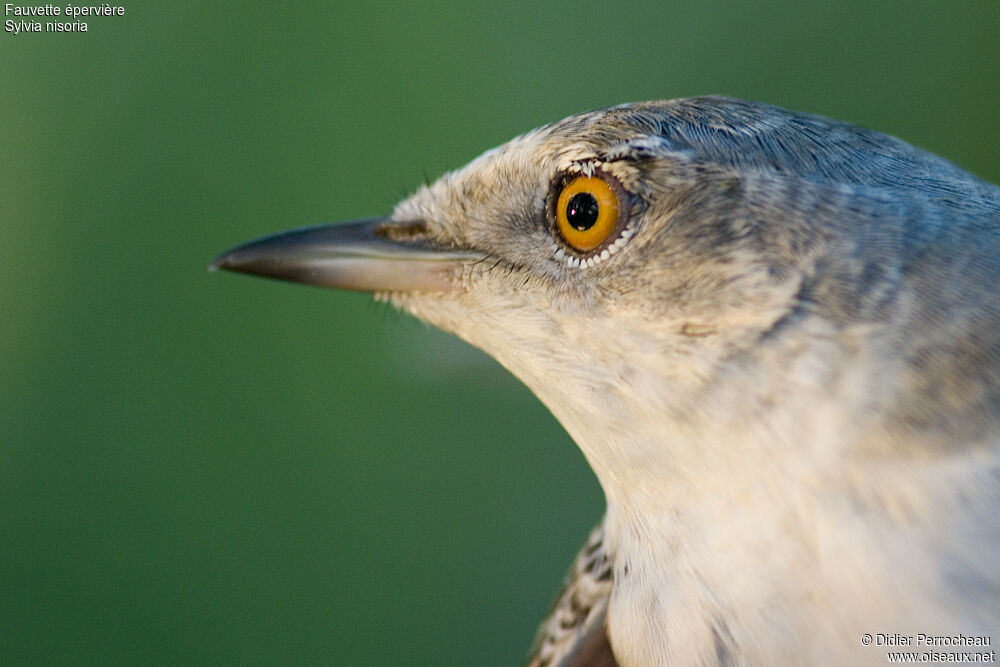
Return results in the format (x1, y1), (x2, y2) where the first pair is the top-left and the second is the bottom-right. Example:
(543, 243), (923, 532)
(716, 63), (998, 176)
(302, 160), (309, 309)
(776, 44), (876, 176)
(3, 2), (999, 664)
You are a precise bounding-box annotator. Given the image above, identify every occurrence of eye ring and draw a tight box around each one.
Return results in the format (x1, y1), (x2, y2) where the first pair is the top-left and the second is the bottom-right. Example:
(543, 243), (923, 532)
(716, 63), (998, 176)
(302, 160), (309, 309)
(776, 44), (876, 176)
(553, 173), (625, 254)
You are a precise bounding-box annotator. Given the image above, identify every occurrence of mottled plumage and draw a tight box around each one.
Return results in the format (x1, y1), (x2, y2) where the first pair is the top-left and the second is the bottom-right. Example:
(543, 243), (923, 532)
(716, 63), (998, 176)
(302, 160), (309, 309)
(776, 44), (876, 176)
(214, 97), (1000, 665)
(528, 518), (615, 667)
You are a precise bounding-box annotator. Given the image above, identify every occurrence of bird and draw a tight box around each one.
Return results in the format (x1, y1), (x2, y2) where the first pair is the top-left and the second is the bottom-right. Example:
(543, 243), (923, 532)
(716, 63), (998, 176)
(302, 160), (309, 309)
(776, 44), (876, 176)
(212, 96), (1000, 666)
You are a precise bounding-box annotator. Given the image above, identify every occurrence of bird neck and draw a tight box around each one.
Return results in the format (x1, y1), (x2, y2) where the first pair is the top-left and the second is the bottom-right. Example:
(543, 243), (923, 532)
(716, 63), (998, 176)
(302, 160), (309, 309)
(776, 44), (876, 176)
(511, 309), (875, 531)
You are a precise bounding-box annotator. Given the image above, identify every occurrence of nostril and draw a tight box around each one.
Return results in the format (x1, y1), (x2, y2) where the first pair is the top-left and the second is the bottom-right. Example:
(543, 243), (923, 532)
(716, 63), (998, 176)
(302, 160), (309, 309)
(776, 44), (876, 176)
(374, 220), (430, 242)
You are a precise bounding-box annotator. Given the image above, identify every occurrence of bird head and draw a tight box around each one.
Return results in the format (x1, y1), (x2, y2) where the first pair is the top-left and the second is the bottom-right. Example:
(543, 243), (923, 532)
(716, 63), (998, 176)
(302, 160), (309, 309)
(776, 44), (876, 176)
(212, 96), (988, 499)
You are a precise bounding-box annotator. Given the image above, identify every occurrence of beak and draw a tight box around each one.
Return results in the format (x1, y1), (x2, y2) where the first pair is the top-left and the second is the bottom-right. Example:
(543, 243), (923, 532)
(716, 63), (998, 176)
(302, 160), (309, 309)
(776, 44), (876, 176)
(210, 218), (484, 292)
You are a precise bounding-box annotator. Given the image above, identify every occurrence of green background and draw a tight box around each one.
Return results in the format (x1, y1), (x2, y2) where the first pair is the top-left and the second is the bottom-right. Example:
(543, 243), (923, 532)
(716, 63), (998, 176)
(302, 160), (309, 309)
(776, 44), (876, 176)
(3, 2), (999, 664)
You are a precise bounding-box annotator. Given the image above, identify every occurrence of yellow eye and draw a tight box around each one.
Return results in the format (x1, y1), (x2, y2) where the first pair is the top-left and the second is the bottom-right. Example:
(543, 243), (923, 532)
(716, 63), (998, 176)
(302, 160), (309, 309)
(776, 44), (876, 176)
(555, 175), (621, 252)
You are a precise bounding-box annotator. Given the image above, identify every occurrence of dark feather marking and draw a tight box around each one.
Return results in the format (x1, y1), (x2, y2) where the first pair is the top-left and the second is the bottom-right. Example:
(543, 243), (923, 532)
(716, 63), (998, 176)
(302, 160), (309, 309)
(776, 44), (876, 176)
(527, 519), (618, 667)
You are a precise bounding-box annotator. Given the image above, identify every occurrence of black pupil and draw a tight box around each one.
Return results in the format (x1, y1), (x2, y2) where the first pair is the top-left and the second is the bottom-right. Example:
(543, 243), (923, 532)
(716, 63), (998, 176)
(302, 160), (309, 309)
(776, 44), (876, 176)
(566, 192), (599, 231)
